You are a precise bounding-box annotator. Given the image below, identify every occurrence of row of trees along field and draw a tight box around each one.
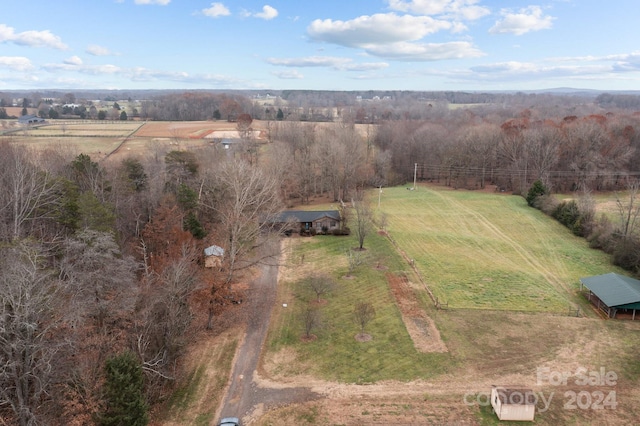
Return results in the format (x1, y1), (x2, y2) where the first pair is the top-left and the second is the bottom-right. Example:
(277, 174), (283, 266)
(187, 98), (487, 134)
(2, 89), (640, 423)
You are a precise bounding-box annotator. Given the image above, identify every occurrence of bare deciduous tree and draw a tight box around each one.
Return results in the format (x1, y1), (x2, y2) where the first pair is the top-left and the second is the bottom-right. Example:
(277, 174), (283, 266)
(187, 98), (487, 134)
(346, 249), (364, 277)
(136, 243), (201, 382)
(352, 192), (373, 250)
(0, 142), (63, 241)
(202, 158), (283, 283)
(59, 230), (139, 330)
(616, 178), (640, 240)
(0, 241), (63, 426)
(306, 274), (336, 303)
(353, 301), (376, 337)
(301, 306), (322, 339)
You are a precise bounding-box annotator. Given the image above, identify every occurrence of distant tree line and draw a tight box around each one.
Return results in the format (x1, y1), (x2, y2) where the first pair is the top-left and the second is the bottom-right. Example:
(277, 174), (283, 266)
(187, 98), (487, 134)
(374, 109), (640, 193)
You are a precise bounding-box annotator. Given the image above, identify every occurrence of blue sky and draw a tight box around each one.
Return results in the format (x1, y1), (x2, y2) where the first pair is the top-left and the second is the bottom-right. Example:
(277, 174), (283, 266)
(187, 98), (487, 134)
(2, 0), (639, 91)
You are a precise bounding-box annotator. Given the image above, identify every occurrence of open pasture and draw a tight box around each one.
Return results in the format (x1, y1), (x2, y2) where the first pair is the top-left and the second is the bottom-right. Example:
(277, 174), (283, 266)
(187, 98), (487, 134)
(4, 120), (230, 160)
(379, 184), (624, 312)
(8, 135), (126, 160)
(267, 233), (448, 384)
(261, 186), (640, 425)
(132, 120), (266, 138)
(20, 121), (143, 137)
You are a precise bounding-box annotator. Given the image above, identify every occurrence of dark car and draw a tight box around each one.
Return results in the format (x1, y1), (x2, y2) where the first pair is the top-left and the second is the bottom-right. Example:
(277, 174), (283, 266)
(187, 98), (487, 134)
(218, 417), (240, 426)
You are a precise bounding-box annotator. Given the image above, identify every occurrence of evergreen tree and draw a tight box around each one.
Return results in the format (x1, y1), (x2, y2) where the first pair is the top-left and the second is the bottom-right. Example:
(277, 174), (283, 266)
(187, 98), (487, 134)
(526, 180), (549, 207)
(99, 351), (148, 426)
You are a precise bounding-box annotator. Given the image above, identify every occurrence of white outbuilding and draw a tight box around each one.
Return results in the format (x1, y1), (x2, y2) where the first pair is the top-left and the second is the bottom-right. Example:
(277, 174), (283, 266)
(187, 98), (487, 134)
(491, 386), (536, 421)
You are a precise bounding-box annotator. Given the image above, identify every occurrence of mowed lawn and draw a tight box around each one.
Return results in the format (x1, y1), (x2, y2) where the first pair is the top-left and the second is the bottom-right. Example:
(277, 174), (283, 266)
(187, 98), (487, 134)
(380, 184), (622, 312)
(268, 230), (449, 383)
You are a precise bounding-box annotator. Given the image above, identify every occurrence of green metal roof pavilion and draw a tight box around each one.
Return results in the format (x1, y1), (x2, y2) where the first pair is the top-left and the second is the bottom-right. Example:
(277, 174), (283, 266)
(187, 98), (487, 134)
(580, 272), (640, 319)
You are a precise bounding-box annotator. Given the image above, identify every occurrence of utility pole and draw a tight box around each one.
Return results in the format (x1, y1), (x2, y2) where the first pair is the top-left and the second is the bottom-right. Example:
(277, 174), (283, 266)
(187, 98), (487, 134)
(378, 185), (382, 209)
(413, 163), (417, 190)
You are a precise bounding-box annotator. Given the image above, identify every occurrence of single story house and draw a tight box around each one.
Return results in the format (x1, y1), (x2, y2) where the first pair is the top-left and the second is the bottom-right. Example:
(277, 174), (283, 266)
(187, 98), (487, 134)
(18, 114), (45, 125)
(491, 386), (536, 422)
(204, 244), (224, 268)
(580, 272), (640, 319)
(270, 210), (341, 234)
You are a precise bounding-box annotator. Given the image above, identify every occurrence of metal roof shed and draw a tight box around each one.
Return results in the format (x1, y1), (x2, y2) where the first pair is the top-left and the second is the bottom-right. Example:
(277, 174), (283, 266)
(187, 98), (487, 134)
(580, 273), (640, 319)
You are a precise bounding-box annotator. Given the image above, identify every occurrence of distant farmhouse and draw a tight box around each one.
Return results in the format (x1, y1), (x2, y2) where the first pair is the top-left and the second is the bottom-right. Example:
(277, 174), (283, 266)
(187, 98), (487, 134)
(18, 114), (45, 125)
(580, 272), (640, 319)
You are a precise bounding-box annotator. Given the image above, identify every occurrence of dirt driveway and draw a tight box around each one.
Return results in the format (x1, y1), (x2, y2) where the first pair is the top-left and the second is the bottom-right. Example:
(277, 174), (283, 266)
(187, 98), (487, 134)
(216, 241), (320, 424)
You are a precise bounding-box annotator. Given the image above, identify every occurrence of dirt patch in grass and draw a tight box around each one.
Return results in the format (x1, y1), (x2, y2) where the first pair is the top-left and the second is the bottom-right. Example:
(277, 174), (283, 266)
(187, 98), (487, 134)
(355, 333), (372, 342)
(387, 272), (448, 353)
(300, 334), (318, 343)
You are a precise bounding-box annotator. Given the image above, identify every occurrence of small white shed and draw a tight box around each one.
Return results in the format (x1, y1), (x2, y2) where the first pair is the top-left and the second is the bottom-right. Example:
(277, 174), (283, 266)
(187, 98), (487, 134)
(204, 245), (224, 268)
(491, 386), (536, 421)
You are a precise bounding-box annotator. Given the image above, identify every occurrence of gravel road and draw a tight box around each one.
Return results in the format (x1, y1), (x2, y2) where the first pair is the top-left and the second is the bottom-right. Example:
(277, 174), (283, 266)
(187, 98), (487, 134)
(217, 240), (320, 424)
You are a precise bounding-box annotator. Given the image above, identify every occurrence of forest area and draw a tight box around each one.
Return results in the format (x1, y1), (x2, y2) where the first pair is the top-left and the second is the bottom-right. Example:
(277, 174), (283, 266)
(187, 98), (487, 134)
(1, 89), (640, 425)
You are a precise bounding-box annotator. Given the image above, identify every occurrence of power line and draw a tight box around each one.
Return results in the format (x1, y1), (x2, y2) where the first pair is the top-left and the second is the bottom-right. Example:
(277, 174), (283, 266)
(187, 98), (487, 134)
(412, 163), (640, 178)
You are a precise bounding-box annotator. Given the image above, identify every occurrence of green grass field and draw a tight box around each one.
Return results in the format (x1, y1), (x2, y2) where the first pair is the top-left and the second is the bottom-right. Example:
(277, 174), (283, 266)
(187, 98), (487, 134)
(265, 184), (630, 385)
(268, 231), (450, 383)
(380, 185), (623, 312)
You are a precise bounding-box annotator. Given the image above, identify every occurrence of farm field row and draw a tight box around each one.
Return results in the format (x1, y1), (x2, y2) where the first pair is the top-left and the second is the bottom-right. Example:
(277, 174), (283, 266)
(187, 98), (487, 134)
(8, 136), (125, 158)
(3, 120), (237, 160)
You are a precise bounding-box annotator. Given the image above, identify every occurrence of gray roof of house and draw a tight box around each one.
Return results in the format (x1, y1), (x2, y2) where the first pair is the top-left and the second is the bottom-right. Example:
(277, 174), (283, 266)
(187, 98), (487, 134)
(204, 245), (224, 257)
(18, 114), (42, 122)
(580, 272), (640, 307)
(274, 210), (340, 223)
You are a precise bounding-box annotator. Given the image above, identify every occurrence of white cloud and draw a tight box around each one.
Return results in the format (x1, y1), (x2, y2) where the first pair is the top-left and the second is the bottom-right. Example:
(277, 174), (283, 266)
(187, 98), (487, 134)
(544, 52), (640, 73)
(387, 0), (490, 20)
(64, 56), (83, 66)
(267, 56), (389, 71)
(342, 62), (390, 71)
(308, 13), (453, 47)
(307, 13), (486, 62)
(268, 56), (352, 67)
(367, 41), (484, 61)
(0, 24), (67, 49)
(39, 60), (252, 88)
(86, 45), (116, 56)
(272, 70), (304, 79)
(42, 62), (122, 75)
(0, 56), (33, 71)
(202, 3), (231, 18)
(0, 24), (14, 42)
(463, 60), (611, 84)
(134, 0), (171, 5)
(255, 5), (278, 20)
(489, 6), (554, 36)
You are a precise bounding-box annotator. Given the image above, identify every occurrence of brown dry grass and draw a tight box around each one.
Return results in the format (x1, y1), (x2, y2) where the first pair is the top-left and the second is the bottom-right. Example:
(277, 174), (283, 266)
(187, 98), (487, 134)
(132, 120), (267, 138)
